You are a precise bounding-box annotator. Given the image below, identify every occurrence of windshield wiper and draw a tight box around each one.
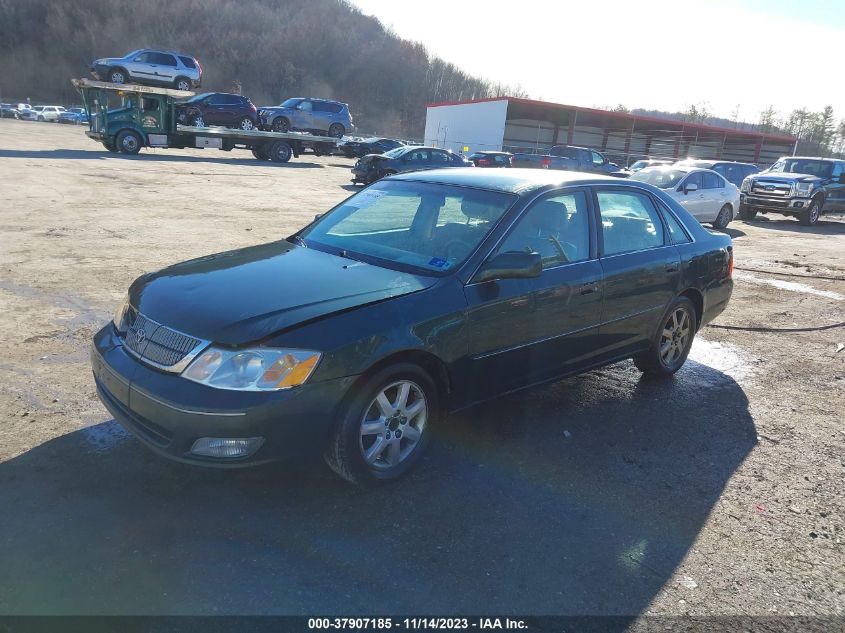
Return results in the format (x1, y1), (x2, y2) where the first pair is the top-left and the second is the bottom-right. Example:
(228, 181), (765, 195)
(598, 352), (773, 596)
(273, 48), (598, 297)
(289, 235), (307, 247)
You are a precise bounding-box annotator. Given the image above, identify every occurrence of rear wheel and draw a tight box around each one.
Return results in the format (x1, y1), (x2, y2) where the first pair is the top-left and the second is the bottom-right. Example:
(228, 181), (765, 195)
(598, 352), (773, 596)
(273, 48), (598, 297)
(633, 297), (697, 377)
(238, 116), (255, 131)
(712, 204), (732, 230)
(190, 114), (206, 127)
(739, 205), (758, 221)
(272, 117), (290, 132)
(800, 198), (822, 226)
(115, 129), (143, 155)
(173, 76), (191, 91)
(328, 123), (345, 138)
(251, 144), (271, 160)
(325, 363), (438, 485)
(108, 68), (127, 84)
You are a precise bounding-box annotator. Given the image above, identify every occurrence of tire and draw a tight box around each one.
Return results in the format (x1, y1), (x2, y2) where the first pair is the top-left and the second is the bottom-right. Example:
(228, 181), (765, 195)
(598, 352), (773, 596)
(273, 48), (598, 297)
(37, 116), (44, 122)
(739, 205), (757, 221)
(633, 297), (697, 377)
(190, 114), (206, 127)
(115, 129), (143, 155)
(251, 144), (271, 161)
(712, 204), (732, 230)
(238, 116), (255, 131)
(108, 68), (127, 85)
(102, 141), (119, 153)
(328, 123), (345, 138)
(325, 363), (439, 485)
(800, 198), (822, 226)
(173, 76), (191, 92)
(271, 117), (290, 133)
(268, 140), (292, 163)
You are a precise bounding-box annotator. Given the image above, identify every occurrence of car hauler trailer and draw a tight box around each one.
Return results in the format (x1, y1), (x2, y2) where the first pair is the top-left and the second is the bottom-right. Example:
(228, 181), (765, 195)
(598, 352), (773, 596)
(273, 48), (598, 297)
(71, 79), (338, 162)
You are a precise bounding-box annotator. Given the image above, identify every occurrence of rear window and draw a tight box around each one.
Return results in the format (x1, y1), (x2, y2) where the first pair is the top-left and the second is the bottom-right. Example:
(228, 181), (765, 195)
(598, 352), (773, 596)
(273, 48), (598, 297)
(178, 56), (196, 68)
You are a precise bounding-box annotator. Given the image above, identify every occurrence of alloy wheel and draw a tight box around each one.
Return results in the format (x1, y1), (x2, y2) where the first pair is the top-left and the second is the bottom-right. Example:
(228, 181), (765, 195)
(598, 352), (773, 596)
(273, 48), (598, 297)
(240, 118), (254, 131)
(810, 202), (820, 224)
(176, 80), (190, 91)
(110, 71), (125, 84)
(660, 307), (691, 368)
(359, 380), (427, 470)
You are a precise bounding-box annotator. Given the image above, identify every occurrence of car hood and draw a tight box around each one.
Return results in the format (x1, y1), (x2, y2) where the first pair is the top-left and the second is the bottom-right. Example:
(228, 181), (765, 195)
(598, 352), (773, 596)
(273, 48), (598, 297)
(755, 171), (822, 183)
(129, 241), (435, 345)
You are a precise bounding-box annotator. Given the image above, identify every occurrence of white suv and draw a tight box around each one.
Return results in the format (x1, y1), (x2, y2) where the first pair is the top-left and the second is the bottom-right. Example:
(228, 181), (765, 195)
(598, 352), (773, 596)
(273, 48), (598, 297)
(90, 49), (202, 91)
(36, 106), (66, 122)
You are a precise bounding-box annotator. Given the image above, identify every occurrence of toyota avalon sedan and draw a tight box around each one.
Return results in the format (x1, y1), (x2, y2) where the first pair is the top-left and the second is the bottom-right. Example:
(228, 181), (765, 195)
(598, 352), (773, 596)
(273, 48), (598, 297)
(92, 169), (733, 484)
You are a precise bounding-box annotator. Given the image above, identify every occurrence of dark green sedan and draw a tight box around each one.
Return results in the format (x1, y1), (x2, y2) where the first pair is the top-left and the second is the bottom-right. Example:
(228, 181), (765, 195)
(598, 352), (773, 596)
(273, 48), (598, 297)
(92, 169), (733, 484)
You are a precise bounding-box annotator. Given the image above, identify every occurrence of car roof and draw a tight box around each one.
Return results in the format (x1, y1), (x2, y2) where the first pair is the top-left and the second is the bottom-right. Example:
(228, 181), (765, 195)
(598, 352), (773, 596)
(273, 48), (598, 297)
(389, 167), (638, 194)
(140, 48), (195, 58)
(474, 151), (512, 155)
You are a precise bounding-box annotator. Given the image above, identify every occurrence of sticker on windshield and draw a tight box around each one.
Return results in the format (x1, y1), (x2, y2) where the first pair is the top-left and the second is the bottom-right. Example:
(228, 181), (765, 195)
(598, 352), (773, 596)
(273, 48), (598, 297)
(428, 257), (449, 269)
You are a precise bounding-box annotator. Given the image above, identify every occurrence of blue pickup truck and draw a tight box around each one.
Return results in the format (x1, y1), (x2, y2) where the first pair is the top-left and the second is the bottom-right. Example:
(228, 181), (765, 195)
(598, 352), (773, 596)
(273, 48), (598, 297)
(512, 145), (624, 176)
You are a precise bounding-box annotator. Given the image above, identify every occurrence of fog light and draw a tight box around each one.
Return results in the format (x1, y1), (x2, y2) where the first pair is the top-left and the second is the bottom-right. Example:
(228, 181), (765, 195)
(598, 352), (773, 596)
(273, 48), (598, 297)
(793, 201), (803, 208)
(190, 437), (264, 458)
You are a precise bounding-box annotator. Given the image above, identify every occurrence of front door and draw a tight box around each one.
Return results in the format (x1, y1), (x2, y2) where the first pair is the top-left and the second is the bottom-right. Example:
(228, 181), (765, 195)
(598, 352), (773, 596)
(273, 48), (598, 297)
(675, 172), (707, 220)
(593, 188), (680, 359)
(464, 189), (603, 402)
(292, 100), (315, 130)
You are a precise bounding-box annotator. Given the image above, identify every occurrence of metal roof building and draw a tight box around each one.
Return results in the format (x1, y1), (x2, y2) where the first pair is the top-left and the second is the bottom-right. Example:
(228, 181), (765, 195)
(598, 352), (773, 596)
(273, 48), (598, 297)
(424, 97), (797, 166)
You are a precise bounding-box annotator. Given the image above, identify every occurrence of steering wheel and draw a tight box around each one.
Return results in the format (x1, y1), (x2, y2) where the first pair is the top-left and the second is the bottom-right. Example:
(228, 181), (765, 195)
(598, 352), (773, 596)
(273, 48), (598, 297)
(443, 239), (475, 261)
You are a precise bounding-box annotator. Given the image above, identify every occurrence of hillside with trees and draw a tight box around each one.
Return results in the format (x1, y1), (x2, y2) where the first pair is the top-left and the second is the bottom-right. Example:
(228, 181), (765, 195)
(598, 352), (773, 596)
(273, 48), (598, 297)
(0, 0), (523, 137)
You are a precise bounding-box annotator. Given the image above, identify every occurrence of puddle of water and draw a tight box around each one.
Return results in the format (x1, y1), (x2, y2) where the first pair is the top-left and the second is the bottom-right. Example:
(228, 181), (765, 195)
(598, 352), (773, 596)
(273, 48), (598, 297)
(80, 420), (130, 453)
(734, 272), (843, 301)
(685, 337), (756, 386)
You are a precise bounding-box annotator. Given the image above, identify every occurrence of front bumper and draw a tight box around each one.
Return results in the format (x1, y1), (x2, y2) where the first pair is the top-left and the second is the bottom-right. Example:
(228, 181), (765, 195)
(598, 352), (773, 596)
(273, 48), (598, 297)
(91, 325), (354, 467)
(90, 64), (110, 81)
(740, 193), (811, 211)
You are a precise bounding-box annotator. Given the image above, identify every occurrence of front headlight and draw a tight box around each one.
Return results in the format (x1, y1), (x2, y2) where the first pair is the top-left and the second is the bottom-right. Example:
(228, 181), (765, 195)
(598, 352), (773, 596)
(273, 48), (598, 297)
(794, 182), (815, 197)
(740, 177), (751, 193)
(183, 347), (321, 391)
(112, 295), (130, 333)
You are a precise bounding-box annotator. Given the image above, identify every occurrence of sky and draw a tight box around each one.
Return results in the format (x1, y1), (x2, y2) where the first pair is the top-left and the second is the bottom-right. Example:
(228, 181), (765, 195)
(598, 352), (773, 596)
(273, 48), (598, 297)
(350, 0), (845, 124)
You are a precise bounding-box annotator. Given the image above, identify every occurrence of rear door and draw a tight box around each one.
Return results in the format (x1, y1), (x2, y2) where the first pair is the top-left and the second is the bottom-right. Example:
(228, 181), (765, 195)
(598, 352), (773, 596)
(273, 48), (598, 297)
(700, 171), (728, 222)
(592, 187), (680, 359)
(827, 162), (845, 212)
(464, 189), (602, 399)
(152, 53), (178, 83)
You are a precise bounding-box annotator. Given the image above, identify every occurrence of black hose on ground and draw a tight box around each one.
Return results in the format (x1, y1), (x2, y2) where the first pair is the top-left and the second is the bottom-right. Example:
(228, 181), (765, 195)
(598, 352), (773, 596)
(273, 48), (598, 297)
(707, 322), (845, 333)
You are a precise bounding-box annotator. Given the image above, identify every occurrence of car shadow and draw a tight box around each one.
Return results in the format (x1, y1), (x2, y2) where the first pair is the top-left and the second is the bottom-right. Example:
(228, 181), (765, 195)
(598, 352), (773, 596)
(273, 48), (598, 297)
(742, 215), (845, 235)
(0, 149), (324, 168)
(0, 359), (755, 620)
(719, 226), (746, 239)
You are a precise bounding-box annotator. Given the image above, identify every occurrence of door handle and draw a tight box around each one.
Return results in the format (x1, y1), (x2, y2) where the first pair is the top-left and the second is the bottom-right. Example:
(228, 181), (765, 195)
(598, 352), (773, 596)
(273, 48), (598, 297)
(579, 281), (599, 295)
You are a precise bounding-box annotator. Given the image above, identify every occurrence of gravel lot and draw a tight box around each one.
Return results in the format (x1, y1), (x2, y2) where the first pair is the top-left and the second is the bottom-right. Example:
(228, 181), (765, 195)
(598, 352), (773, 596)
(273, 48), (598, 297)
(0, 120), (843, 619)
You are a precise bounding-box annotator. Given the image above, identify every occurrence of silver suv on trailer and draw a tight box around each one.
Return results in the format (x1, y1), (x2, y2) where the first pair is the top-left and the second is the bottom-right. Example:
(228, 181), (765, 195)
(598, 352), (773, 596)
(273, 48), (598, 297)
(258, 98), (353, 138)
(90, 49), (202, 91)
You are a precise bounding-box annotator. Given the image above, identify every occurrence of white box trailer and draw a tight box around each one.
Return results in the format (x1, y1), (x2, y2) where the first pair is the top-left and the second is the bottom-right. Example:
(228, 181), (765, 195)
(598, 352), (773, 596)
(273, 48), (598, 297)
(424, 99), (509, 154)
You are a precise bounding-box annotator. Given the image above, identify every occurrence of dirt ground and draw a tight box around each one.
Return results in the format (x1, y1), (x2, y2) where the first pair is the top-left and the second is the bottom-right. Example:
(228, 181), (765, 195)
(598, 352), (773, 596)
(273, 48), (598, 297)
(0, 120), (843, 621)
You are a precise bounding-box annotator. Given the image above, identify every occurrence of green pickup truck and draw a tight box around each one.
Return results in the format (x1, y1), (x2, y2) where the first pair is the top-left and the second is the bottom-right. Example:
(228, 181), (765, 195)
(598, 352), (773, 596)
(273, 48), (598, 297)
(739, 156), (845, 226)
(72, 79), (337, 162)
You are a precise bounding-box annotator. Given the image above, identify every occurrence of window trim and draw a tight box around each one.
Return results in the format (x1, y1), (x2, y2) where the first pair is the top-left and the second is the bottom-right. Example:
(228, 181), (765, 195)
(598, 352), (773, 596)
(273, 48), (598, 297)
(654, 198), (695, 245)
(591, 185), (671, 258)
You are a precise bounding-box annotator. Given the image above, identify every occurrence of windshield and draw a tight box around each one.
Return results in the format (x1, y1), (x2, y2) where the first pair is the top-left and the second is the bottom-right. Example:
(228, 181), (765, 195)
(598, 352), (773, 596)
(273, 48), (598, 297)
(298, 180), (516, 274)
(280, 98), (301, 108)
(382, 146), (407, 158)
(184, 93), (211, 103)
(768, 159), (833, 178)
(630, 160), (649, 171)
(630, 168), (687, 189)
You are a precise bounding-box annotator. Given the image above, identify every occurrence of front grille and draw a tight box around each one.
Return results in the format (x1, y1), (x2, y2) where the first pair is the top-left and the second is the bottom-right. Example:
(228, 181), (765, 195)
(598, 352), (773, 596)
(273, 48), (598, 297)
(123, 309), (204, 371)
(750, 179), (792, 198)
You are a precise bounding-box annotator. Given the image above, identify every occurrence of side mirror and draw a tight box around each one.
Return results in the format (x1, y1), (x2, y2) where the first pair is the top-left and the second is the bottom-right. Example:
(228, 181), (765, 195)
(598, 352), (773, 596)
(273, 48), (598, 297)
(683, 182), (699, 194)
(473, 251), (542, 284)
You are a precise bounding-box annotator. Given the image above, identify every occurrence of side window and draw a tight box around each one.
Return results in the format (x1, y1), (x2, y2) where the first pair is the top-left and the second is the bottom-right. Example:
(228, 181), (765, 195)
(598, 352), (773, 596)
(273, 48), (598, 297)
(680, 172), (703, 190)
(407, 150), (430, 162)
(329, 103), (343, 114)
(134, 52), (152, 63)
(591, 151), (605, 166)
(311, 101), (328, 112)
(207, 94), (224, 105)
(702, 172), (723, 189)
(832, 162), (844, 178)
(597, 190), (665, 255)
(658, 202), (692, 244)
(712, 164), (727, 177)
(152, 53), (177, 66)
(141, 98), (159, 112)
(496, 191), (591, 267)
(298, 100), (313, 112)
(178, 56), (196, 68)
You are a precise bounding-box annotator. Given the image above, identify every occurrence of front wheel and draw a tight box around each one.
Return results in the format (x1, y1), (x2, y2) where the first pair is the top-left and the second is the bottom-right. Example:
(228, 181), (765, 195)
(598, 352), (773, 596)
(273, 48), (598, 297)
(633, 297), (697, 377)
(325, 363), (438, 485)
(115, 129), (143, 155)
(739, 205), (757, 221)
(800, 199), (822, 226)
(272, 117), (290, 133)
(712, 204), (732, 230)
(109, 68), (127, 84)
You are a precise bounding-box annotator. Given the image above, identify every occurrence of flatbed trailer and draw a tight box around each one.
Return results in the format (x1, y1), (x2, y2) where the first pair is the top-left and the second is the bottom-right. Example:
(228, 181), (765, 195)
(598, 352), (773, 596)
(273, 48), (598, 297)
(71, 78), (338, 162)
